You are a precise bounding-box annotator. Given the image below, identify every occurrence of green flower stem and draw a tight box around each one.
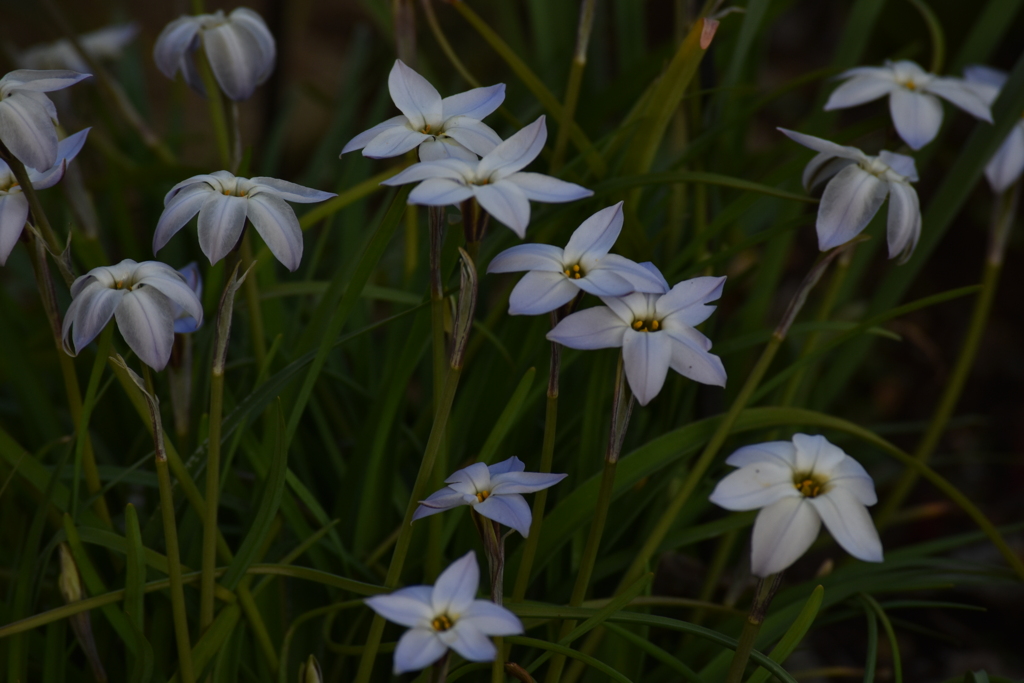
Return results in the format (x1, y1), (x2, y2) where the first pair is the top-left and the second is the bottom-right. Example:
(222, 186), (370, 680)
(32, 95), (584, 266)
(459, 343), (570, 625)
(240, 234), (267, 370)
(550, 0), (597, 172)
(430, 654), (451, 683)
(199, 365), (224, 633)
(545, 355), (633, 683)
(878, 185), (1017, 525)
(511, 331), (561, 602)
(72, 325), (114, 520)
(156, 455), (196, 683)
(724, 573), (782, 683)
(906, 0), (946, 74)
(229, 101), (243, 173)
(196, 48), (232, 169)
(353, 365), (464, 683)
(3, 150), (70, 283)
(427, 205), (449, 580)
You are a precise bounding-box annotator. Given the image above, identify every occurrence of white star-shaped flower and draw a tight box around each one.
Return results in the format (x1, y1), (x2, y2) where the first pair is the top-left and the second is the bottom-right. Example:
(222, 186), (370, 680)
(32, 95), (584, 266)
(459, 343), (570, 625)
(0, 69), (90, 171)
(382, 116), (592, 237)
(962, 65), (1024, 194)
(0, 128), (89, 265)
(487, 202), (669, 315)
(341, 60), (505, 163)
(547, 276), (727, 405)
(780, 128), (921, 261)
(412, 456), (567, 536)
(153, 171), (335, 271)
(154, 8), (275, 101)
(62, 259), (204, 371)
(824, 59), (992, 150)
(364, 551), (523, 674)
(709, 433), (883, 577)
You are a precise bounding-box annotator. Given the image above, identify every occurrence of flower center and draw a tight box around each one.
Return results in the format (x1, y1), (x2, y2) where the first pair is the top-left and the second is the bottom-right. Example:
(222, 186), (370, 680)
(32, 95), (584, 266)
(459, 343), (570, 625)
(421, 124), (433, 134)
(902, 79), (917, 91)
(431, 614), (454, 631)
(793, 473), (828, 498)
(631, 318), (661, 332)
(475, 490), (491, 503)
(563, 263), (584, 279)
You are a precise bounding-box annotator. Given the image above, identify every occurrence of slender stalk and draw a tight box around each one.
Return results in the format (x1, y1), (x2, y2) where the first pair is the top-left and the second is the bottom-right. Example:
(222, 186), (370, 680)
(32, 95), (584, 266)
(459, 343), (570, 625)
(421, 0), (481, 87)
(544, 356), (634, 683)
(229, 101), (243, 174)
(353, 366), (464, 683)
(426, 205), (448, 580)
(72, 326), (114, 520)
(196, 49), (232, 169)
(724, 574), (782, 683)
(200, 366), (224, 633)
(550, 0), (597, 172)
(878, 185), (1017, 524)
(156, 456), (196, 683)
(240, 234), (267, 370)
(492, 637), (505, 683)
(429, 654), (450, 683)
(3, 149), (69, 283)
(511, 327), (561, 602)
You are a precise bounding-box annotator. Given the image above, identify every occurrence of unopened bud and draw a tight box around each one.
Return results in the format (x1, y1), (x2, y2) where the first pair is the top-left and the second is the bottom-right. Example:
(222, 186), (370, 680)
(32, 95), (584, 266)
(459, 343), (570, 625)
(58, 543), (83, 603)
(297, 654), (322, 683)
(449, 248), (478, 370)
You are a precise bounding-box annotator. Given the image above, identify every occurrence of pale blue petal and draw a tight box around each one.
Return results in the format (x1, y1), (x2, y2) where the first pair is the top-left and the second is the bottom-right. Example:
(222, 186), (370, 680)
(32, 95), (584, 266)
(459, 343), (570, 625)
(362, 126), (430, 159)
(926, 77), (992, 122)
(621, 327), (673, 405)
(115, 288), (175, 370)
(365, 587), (434, 628)
(153, 16), (201, 78)
(505, 171), (592, 203)
(444, 622), (496, 662)
(441, 83), (505, 120)
(508, 271), (579, 316)
(487, 243), (565, 274)
(809, 488), (883, 563)
(28, 127), (90, 189)
(474, 493), (532, 536)
(408, 178), (475, 206)
(432, 551), (479, 616)
(341, 115), (408, 155)
(563, 203), (623, 263)
(389, 60), (443, 131)
(985, 124), (1024, 193)
(889, 88), (943, 150)
(709, 461), (800, 511)
(246, 193), (304, 271)
(487, 456), (525, 475)
(475, 181), (531, 237)
(153, 184), (210, 253)
(655, 276), (726, 325)
(816, 165), (888, 250)
(445, 462), (491, 493)
(0, 192), (29, 265)
(197, 193), (248, 265)
(0, 93), (58, 171)
(248, 177), (335, 203)
(778, 128), (866, 163)
(750, 498), (820, 577)
(489, 472), (567, 495)
(546, 306), (626, 349)
(885, 180), (921, 261)
(443, 118), (502, 157)
(458, 601), (523, 636)
(393, 629), (448, 674)
(592, 255), (669, 294)
(477, 116), (546, 181)
(725, 441), (797, 468)
(202, 22), (264, 100)
(824, 75), (896, 110)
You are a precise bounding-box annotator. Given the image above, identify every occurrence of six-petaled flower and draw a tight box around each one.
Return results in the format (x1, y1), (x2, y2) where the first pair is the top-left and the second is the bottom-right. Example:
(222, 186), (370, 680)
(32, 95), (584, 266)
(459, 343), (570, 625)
(0, 69), (90, 171)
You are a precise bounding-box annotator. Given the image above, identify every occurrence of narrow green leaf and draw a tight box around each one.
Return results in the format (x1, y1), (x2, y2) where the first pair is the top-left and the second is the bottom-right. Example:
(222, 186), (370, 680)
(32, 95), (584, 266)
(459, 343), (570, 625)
(477, 367), (536, 464)
(603, 622), (705, 683)
(594, 171), (817, 204)
(124, 504), (146, 631)
(507, 635), (634, 683)
(127, 615), (155, 683)
(746, 585), (824, 683)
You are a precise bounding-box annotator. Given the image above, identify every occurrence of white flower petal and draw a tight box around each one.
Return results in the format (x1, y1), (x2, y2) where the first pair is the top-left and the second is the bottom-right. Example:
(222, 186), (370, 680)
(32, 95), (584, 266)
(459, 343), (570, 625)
(389, 60), (443, 131)
(446, 621), (497, 662)
(925, 77), (993, 122)
(413, 489), (467, 520)
(115, 289), (175, 370)
(622, 328), (673, 405)
(791, 433), (848, 475)
(709, 461), (800, 511)
(505, 171), (593, 203)
(362, 126), (429, 159)
(963, 65), (1007, 92)
(488, 456), (526, 475)
(202, 22), (265, 101)
(228, 8), (276, 83)
(487, 243), (565, 274)
(489, 472), (567, 495)
(985, 124), (1024, 193)
(0, 93), (59, 171)
(134, 272), (203, 324)
(725, 441), (797, 468)
(563, 203), (623, 263)
(340, 115), (409, 155)
(197, 193), (248, 265)
(573, 268), (634, 297)
(824, 75), (897, 110)
(816, 165), (889, 250)
(0, 192), (30, 265)
(593, 255), (669, 294)
(384, 158), (475, 186)
(477, 116), (547, 181)
(0, 69), (91, 93)
(392, 628), (448, 674)
(246, 193), (303, 271)
(441, 83), (505, 120)
(474, 181), (531, 237)
(889, 89), (943, 150)
(810, 487), (883, 563)
(877, 151), (918, 182)
(508, 271), (579, 316)
(153, 184), (211, 254)
(885, 180), (921, 261)
(750, 497), (821, 577)
(443, 118), (502, 157)
(365, 586), (435, 628)
(28, 127), (89, 190)
(153, 17), (201, 79)
(666, 331), (727, 387)
(432, 551), (479, 617)
(248, 177), (336, 203)
(601, 292), (652, 326)
(802, 153), (856, 193)
(777, 128), (867, 164)
(408, 178), (475, 206)
(64, 284), (124, 354)
(446, 462), (492, 494)
(418, 137), (479, 162)
(655, 276), (726, 326)
(458, 600), (523, 636)
(475, 493), (533, 536)
(546, 306), (627, 349)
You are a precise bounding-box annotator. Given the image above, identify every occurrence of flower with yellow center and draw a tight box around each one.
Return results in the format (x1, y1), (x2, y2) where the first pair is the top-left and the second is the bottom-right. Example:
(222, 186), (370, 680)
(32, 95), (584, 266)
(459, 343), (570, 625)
(413, 456), (567, 536)
(709, 434), (883, 577)
(364, 552), (523, 675)
(824, 59), (991, 150)
(487, 203), (668, 315)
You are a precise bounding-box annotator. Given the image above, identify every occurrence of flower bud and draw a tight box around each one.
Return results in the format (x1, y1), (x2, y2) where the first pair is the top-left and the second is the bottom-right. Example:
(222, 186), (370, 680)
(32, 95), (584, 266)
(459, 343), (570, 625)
(297, 654), (322, 683)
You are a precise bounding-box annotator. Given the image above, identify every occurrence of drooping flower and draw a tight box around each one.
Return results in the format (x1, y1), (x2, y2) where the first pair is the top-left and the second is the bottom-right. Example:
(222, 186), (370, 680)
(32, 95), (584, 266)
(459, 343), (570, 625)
(709, 433), (883, 577)
(780, 128), (921, 261)
(487, 202), (669, 315)
(962, 65), (1024, 194)
(341, 60), (505, 162)
(0, 69), (91, 171)
(153, 8), (275, 101)
(0, 128), (89, 265)
(62, 260), (204, 371)
(173, 262), (204, 334)
(364, 551), (523, 674)
(153, 171), (335, 271)
(824, 59), (992, 150)
(382, 116), (592, 237)
(547, 276), (727, 405)
(18, 24), (139, 73)
(413, 456), (566, 536)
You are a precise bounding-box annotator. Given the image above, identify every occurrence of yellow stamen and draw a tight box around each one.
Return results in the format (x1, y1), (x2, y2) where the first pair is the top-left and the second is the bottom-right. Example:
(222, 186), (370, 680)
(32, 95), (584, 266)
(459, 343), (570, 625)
(564, 269), (571, 277)
(431, 615), (454, 631)
(650, 320), (659, 331)
(633, 320), (643, 330)
(476, 490), (490, 503)
(794, 478), (823, 498)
